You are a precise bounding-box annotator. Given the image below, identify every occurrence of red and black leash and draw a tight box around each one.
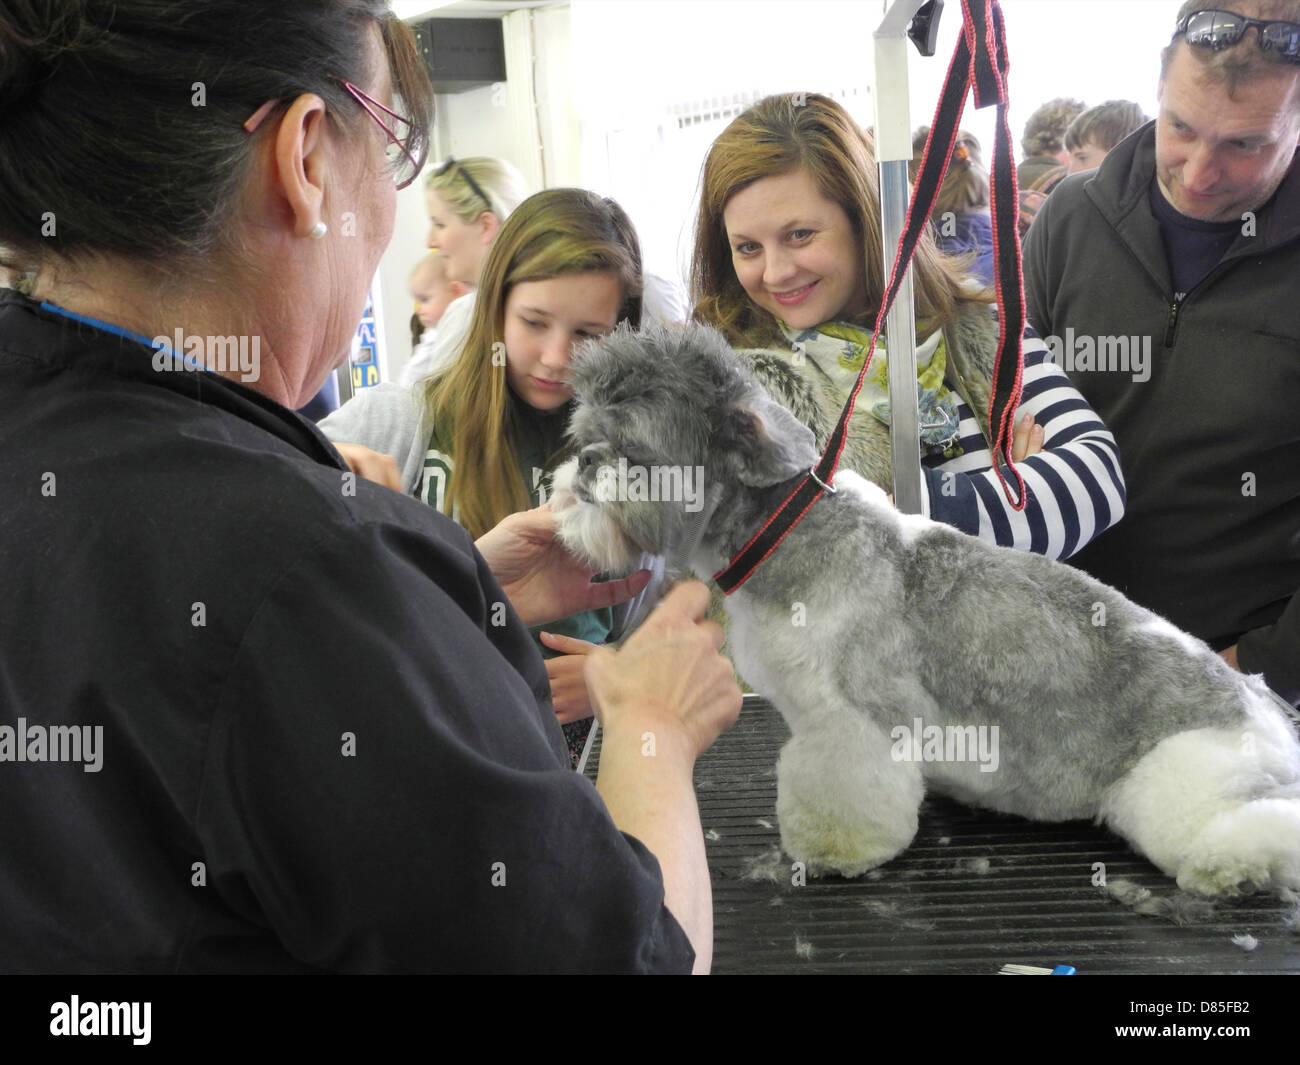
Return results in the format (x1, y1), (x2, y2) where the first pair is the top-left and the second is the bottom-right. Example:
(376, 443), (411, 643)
(714, 0), (1027, 596)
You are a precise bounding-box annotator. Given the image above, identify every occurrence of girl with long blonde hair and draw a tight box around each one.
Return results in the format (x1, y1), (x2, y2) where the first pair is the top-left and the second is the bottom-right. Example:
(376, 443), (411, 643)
(322, 188), (643, 745)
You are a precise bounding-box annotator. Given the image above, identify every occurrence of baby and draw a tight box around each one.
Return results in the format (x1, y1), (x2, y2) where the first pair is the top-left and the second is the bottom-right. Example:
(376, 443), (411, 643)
(402, 252), (470, 386)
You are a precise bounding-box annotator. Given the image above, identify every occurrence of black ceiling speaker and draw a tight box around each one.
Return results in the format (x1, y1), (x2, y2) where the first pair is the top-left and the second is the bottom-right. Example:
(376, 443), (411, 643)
(413, 18), (507, 94)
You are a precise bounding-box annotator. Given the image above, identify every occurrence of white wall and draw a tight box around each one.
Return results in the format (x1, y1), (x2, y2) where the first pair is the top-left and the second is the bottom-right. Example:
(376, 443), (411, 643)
(570, 0), (882, 284)
(533, 4), (582, 186)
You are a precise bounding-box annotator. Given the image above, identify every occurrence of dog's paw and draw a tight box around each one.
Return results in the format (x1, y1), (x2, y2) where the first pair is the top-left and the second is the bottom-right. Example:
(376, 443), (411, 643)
(777, 804), (916, 879)
(775, 718), (923, 878)
(1175, 798), (1300, 898)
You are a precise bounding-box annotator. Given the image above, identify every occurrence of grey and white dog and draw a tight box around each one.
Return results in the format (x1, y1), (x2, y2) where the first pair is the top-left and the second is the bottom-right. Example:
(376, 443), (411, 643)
(552, 321), (1300, 897)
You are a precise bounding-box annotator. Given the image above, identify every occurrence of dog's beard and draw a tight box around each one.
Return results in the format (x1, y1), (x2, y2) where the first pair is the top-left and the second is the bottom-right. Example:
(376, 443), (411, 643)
(551, 457), (647, 575)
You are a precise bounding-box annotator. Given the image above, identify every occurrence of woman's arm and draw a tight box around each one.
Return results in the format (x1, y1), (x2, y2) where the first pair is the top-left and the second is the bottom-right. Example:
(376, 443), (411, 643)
(476, 509), (741, 970)
(585, 582), (742, 974)
(924, 334), (1127, 560)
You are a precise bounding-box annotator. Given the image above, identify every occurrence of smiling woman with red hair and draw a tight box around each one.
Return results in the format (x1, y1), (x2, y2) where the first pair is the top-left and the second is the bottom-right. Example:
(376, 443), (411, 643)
(690, 92), (1125, 562)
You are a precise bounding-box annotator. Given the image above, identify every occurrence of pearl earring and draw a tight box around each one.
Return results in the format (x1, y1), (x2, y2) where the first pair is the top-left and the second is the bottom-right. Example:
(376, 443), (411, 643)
(309, 221), (328, 239)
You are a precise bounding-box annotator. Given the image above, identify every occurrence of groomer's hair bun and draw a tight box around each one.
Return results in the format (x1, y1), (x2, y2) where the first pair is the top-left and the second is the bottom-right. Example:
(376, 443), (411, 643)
(0, 0), (90, 109)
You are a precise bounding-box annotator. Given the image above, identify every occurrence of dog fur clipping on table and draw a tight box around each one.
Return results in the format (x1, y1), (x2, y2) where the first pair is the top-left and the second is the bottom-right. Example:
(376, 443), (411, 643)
(552, 321), (1300, 898)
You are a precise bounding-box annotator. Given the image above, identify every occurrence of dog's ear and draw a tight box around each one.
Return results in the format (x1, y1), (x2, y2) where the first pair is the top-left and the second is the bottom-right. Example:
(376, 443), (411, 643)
(719, 391), (820, 487)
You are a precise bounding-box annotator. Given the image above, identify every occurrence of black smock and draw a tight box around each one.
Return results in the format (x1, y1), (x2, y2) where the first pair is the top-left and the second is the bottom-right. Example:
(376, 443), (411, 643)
(0, 291), (692, 973)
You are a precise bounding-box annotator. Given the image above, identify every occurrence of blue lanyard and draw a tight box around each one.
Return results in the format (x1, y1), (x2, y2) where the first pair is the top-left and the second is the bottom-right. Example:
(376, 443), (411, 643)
(39, 300), (208, 372)
(41, 301), (162, 349)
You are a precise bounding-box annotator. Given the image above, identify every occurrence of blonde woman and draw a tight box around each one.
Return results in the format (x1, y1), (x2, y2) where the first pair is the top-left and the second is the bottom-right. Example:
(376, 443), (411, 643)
(410, 156), (529, 383)
(322, 188), (644, 747)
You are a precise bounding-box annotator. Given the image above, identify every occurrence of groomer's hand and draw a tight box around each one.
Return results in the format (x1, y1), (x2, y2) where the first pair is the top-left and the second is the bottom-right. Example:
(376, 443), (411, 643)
(477, 505), (651, 628)
(538, 632), (598, 723)
(585, 581), (741, 760)
(586, 580), (741, 975)
(1012, 412), (1045, 462)
(334, 442), (403, 492)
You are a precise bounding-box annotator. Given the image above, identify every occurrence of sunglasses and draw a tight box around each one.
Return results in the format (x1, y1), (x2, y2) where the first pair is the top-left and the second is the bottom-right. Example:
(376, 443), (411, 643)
(433, 158), (493, 212)
(243, 78), (422, 190)
(1175, 8), (1300, 63)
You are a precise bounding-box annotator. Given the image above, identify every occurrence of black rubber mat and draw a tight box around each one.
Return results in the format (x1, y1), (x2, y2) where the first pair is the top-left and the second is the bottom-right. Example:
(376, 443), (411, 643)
(586, 695), (1300, 974)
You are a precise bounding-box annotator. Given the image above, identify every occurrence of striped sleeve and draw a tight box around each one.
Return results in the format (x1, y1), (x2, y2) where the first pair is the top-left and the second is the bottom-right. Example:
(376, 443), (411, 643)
(920, 329), (1126, 559)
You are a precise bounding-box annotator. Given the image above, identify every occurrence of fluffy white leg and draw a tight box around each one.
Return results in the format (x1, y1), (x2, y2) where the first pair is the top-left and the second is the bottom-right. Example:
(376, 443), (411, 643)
(776, 709), (923, 878)
(1176, 799), (1300, 896)
(1101, 707), (1300, 897)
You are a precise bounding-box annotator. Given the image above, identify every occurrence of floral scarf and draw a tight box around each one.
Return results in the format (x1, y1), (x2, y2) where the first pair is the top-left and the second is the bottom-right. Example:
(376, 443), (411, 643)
(782, 320), (965, 456)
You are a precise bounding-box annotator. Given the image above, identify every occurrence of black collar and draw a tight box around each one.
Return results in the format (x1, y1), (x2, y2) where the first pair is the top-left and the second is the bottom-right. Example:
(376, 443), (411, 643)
(0, 290), (346, 470)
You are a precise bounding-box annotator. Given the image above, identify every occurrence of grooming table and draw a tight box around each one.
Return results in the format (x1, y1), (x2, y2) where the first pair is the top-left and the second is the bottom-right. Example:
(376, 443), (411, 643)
(584, 695), (1300, 975)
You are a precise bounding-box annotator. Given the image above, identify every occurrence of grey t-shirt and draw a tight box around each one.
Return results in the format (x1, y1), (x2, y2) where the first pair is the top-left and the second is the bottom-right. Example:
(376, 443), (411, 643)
(318, 383), (430, 496)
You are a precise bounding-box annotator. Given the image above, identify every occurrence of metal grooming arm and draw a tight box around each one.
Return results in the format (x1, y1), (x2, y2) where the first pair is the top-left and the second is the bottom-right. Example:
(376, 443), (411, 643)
(872, 0), (943, 515)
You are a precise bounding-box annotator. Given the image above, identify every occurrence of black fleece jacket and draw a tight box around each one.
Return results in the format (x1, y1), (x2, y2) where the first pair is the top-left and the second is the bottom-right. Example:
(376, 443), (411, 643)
(1024, 122), (1300, 705)
(0, 291), (691, 972)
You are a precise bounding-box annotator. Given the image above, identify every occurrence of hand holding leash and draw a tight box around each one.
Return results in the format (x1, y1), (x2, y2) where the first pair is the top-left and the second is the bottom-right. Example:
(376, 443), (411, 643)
(585, 581), (741, 763)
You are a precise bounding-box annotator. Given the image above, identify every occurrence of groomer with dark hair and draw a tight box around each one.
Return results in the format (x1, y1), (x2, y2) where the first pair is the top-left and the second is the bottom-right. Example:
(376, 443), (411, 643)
(0, 0), (739, 973)
(1024, 1), (1300, 706)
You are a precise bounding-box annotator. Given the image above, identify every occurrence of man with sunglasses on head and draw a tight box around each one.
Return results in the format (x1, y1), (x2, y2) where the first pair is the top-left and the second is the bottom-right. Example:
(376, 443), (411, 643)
(1024, 2), (1300, 708)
